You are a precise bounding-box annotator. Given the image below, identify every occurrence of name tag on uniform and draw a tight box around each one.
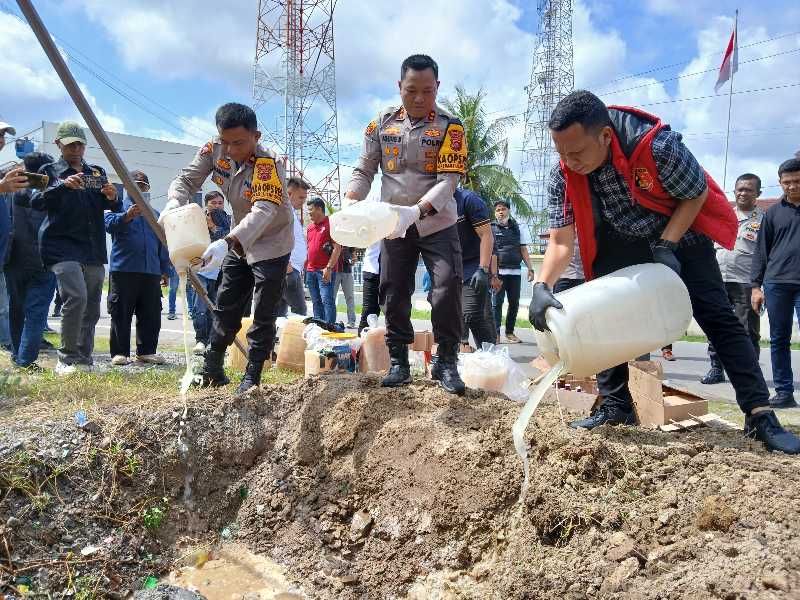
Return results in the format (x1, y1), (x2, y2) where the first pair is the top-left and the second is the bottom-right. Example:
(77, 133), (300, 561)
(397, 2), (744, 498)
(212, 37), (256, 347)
(251, 157), (283, 205)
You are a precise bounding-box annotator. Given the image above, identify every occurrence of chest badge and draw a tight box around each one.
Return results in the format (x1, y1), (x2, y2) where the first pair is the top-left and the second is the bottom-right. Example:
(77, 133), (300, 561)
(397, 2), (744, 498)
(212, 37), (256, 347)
(634, 167), (654, 191)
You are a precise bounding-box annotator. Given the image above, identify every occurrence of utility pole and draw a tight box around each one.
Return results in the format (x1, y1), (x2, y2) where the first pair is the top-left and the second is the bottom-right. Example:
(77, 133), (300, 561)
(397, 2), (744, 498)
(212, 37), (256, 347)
(520, 0), (574, 249)
(253, 0), (341, 206)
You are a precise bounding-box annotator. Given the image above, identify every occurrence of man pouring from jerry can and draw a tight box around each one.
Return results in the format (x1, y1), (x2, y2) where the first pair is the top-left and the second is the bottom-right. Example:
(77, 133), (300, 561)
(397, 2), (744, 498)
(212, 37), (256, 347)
(162, 103), (294, 394)
(343, 54), (469, 395)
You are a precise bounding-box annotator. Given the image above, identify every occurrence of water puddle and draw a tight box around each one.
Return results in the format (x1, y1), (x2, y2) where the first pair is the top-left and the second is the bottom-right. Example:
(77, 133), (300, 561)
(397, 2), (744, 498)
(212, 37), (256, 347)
(165, 544), (303, 600)
(512, 361), (565, 494)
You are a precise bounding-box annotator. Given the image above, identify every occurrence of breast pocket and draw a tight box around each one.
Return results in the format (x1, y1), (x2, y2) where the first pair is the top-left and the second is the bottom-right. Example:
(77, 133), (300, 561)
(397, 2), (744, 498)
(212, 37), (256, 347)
(380, 132), (405, 173)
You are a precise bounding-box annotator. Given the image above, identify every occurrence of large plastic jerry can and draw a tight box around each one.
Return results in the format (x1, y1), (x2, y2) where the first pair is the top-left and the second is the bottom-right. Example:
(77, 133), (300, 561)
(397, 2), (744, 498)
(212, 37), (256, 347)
(329, 201), (399, 248)
(533, 264), (692, 377)
(161, 203), (211, 269)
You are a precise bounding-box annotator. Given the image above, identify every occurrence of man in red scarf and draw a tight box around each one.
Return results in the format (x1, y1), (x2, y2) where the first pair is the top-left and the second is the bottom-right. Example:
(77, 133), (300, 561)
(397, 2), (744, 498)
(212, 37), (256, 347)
(529, 90), (798, 455)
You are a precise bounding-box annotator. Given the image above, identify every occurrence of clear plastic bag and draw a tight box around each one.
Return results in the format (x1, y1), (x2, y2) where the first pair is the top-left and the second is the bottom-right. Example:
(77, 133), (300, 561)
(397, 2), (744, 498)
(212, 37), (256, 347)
(459, 343), (529, 403)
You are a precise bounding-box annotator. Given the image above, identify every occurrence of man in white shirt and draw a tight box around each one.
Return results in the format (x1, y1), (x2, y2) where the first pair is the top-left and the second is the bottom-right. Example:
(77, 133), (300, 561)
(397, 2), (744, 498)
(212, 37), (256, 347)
(491, 200), (535, 343)
(277, 177), (309, 316)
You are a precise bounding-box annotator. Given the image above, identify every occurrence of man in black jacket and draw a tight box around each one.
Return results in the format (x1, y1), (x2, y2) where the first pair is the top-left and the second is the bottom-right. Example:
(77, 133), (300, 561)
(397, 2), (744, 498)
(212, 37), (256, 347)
(6, 152), (56, 370)
(31, 122), (118, 375)
(751, 158), (800, 409)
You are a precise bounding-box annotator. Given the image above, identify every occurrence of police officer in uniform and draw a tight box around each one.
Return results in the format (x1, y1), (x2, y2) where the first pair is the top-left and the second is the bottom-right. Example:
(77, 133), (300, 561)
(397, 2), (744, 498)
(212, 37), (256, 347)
(163, 103), (294, 393)
(344, 54), (467, 395)
(701, 173), (764, 384)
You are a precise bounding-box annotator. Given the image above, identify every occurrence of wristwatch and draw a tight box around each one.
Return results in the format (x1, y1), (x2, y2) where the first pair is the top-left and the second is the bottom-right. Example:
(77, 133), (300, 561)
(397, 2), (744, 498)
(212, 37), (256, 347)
(654, 239), (679, 252)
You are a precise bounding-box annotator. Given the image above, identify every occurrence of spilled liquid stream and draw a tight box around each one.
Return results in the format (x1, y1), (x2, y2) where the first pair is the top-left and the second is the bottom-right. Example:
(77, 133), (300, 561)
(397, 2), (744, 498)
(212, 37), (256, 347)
(512, 361), (565, 495)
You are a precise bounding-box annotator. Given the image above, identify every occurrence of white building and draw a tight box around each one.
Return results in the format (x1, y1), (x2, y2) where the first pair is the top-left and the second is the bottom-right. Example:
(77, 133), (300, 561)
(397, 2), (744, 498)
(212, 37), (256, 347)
(39, 121), (215, 209)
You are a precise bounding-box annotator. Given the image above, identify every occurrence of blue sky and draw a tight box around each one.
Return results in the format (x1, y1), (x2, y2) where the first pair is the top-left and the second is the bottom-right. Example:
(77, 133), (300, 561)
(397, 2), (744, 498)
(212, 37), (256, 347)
(2, 0), (798, 198)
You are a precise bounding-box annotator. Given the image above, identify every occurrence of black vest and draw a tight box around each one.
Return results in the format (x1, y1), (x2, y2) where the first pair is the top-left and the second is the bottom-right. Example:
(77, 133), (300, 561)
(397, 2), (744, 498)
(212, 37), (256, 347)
(492, 219), (523, 269)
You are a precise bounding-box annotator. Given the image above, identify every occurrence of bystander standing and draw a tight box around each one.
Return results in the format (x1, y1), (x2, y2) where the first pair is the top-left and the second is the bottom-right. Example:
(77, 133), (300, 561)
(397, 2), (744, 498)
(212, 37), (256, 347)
(305, 197), (340, 324)
(104, 170), (171, 365)
(333, 246), (357, 328)
(276, 177), (309, 317)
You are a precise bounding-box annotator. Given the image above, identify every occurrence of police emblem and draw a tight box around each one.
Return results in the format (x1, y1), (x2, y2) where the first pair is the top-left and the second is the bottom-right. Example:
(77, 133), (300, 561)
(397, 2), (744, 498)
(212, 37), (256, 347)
(387, 159), (396, 171)
(634, 167), (654, 191)
(212, 174), (224, 187)
(256, 161), (274, 182)
(396, 107), (406, 121)
(251, 157), (283, 205)
(448, 129), (464, 152)
(424, 129), (441, 137)
(217, 158), (231, 170)
(200, 141), (213, 156)
(365, 120), (377, 136)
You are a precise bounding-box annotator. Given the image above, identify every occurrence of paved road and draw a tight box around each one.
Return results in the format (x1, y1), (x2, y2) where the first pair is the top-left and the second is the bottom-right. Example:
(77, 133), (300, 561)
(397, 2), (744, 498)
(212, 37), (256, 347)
(58, 292), (799, 407)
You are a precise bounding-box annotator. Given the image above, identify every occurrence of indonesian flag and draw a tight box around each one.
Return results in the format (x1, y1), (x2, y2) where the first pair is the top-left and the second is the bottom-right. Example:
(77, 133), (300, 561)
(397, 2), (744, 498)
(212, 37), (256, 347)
(715, 20), (739, 92)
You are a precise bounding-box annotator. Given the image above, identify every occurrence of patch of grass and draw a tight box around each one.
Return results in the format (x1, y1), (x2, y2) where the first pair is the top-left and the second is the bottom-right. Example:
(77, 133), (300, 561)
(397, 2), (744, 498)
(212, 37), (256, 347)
(142, 503), (168, 531)
(680, 333), (800, 350)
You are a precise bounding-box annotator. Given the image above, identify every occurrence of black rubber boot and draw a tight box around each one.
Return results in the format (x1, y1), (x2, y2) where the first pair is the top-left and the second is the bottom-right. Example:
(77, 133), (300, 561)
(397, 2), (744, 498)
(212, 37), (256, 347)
(569, 401), (637, 430)
(382, 344), (412, 387)
(744, 410), (800, 454)
(431, 343), (465, 396)
(236, 360), (264, 394)
(700, 366), (725, 385)
(196, 347), (230, 387)
(769, 392), (799, 409)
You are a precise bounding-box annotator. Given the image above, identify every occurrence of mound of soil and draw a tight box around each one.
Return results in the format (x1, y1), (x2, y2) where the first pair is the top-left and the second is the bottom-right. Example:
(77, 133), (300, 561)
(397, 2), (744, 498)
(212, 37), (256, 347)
(2, 373), (799, 599)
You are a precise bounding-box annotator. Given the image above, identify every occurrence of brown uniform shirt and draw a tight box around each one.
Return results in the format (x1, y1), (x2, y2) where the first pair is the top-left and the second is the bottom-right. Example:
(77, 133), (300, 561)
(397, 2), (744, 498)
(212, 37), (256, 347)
(167, 140), (294, 264)
(346, 104), (467, 237)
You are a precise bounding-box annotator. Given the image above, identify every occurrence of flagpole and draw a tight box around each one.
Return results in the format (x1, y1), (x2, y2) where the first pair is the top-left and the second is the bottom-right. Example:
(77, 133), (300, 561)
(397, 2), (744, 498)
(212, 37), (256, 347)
(722, 9), (738, 193)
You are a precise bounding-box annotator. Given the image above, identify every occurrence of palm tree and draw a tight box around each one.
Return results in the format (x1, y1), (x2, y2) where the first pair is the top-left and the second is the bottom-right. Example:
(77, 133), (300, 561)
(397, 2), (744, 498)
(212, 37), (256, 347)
(442, 86), (532, 218)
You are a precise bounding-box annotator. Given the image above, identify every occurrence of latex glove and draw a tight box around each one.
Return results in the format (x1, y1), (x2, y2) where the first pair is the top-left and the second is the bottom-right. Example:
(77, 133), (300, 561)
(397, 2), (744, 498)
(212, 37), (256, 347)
(157, 199), (180, 225)
(529, 282), (563, 332)
(197, 239), (228, 274)
(652, 241), (681, 276)
(340, 196), (359, 211)
(469, 268), (489, 296)
(387, 204), (421, 239)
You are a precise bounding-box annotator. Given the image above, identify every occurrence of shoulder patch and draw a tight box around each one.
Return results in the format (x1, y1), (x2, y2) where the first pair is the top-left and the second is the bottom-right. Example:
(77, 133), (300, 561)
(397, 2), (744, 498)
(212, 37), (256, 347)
(251, 157), (283, 206)
(438, 122), (468, 175)
(395, 107), (406, 121)
(365, 121), (377, 136)
(200, 141), (213, 156)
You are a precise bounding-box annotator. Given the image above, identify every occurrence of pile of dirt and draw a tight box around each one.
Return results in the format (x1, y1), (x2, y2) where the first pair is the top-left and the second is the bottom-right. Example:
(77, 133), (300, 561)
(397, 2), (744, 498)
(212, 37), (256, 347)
(2, 373), (800, 599)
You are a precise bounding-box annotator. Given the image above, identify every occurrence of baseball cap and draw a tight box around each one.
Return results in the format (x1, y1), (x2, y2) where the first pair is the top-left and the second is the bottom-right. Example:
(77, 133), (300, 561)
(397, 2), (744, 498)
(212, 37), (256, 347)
(0, 122), (15, 136)
(131, 170), (150, 187)
(55, 121), (87, 145)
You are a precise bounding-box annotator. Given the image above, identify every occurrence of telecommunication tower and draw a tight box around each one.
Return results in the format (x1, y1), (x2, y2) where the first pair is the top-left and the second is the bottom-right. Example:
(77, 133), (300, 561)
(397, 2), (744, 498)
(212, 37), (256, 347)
(520, 0), (574, 223)
(253, 0), (341, 205)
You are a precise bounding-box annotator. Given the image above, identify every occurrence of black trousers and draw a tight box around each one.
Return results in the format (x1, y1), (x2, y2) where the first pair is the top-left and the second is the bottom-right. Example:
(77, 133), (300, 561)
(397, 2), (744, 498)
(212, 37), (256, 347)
(708, 282), (761, 369)
(554, 278), (585, 293)
(107, 271), (163, 357)
(210, 251), (289, 363)
(593, 230), (769, 416)
(462, 283), (496, 348)
(492, 274), (522, 335)
(381, 224), (463, 346)
(358, 271), (381, 334)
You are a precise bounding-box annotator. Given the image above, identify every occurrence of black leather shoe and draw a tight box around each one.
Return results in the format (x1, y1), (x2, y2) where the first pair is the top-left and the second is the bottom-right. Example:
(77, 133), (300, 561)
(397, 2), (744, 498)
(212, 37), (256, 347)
(236, 360), (264, 394)
(744, 410), (800, 454)
(430, 343), (465, 396)
(382, 344), (412, 387)
(769, 392), (799, 409)
(700, 367), (725, 385)
(195, 348), (230, 388)
(569, 402), (637, 430)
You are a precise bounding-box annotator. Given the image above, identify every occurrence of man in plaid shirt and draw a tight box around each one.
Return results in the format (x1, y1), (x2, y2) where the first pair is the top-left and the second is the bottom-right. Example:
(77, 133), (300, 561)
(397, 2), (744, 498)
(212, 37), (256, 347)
(529, 90), (799, 455)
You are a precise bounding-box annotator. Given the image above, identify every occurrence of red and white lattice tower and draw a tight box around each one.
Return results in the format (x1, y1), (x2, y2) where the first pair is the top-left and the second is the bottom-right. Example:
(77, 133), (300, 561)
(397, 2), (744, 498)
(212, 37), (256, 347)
(253, 0), (340, 205)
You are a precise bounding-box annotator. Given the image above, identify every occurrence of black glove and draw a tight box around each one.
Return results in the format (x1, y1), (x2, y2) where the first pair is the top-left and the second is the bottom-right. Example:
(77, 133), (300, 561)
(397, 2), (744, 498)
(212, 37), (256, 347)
(469, 268), (489, 295)
(529, 282), (563, 332)
(652, 240), (681, 275)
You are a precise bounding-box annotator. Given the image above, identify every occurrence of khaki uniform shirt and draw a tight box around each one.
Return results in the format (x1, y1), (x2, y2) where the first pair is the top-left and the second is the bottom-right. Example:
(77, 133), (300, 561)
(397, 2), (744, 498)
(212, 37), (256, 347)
(167, 140), (293, 264)
(346, 104), (467, 237)
(716, 206), (764, 284)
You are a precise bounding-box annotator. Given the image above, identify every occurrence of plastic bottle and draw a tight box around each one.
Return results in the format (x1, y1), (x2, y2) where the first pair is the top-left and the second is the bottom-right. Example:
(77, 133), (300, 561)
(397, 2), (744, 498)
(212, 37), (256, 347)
(161, 204), (211, 268)
(329, 201), (400, 248)
(533, 264), (692, 377)
(359, 314), (390, 373)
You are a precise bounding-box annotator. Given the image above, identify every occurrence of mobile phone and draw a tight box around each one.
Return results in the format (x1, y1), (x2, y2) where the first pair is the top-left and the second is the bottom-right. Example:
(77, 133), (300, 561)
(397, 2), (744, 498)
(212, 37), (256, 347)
(82, 174), (109, 190)
(21, 171), (49, 190)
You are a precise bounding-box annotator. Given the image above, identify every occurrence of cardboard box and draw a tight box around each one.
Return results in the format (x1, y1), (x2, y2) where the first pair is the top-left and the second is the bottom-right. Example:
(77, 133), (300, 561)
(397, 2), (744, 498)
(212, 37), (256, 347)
(304, 347), (356, 377)
(629, 361), (708, 427)
(410, 330), (433, 352)
(530, 355), (600, 413)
